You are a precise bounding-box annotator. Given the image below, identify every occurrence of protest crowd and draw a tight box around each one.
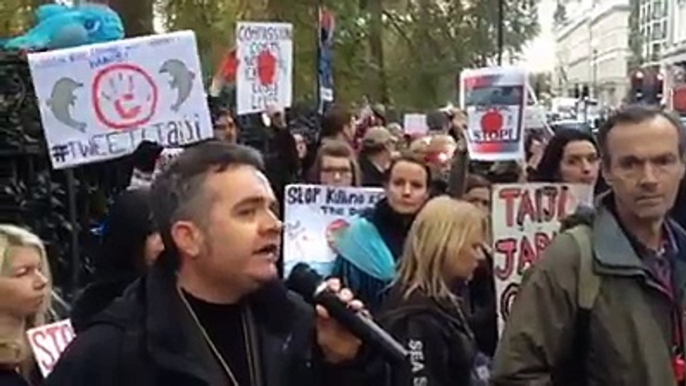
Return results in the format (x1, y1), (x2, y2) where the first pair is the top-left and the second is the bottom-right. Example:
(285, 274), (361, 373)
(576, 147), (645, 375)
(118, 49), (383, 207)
(3, 3), (686, 386)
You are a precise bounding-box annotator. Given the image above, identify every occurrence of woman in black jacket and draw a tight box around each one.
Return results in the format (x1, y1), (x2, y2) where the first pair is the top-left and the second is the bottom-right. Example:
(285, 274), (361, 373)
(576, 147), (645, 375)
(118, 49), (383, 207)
(330, 154), (431, 312)
(378, 197), (486, 386)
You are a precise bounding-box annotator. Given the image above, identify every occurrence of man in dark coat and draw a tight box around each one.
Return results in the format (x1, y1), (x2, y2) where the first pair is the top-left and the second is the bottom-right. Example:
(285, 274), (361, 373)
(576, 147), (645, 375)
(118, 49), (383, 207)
(46, 141), (369, 386)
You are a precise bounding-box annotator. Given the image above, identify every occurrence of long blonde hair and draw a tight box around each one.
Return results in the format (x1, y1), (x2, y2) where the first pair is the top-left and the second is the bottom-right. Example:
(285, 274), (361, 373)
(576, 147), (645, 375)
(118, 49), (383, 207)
(396, 197), (484, 300)
(0, 225), (51, 370)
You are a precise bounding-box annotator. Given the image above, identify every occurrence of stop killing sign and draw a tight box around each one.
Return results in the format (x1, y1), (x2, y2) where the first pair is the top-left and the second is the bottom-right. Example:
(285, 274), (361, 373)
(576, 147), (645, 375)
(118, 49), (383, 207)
(26, 319), (76, 377)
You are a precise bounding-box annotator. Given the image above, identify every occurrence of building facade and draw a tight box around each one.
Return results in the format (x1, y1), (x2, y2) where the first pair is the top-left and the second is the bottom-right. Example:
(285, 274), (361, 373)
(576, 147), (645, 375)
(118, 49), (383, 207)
(639, 0), (669, 64)
(553, 0), (631, 107)
(662, 0), (686, 112)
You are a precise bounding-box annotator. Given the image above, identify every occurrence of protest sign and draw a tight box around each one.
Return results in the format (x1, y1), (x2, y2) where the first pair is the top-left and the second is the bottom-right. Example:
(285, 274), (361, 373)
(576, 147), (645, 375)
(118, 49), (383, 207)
(460, 67), (527, 161)
(403, 114), (428, 136)
(28, 31), (212, 170)
(26, 319), (76, 377)
(491, 183), (592, 335)
(283, 184), (384, 277)
(236, 22), (293, 115)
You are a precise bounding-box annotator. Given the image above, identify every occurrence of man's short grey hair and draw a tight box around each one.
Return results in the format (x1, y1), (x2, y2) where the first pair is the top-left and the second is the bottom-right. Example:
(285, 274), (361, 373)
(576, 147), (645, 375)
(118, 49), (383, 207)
(597, 105), (686, 164)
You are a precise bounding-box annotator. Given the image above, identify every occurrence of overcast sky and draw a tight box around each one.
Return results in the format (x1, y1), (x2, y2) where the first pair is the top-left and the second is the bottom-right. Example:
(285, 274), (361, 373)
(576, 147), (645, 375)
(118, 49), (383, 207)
(519, 0), (556, 73)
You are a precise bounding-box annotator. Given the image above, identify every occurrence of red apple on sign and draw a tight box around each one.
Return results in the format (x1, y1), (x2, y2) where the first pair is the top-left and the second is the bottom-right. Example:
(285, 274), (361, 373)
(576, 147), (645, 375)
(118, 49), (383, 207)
(257, 49), (278, 86)
(481, 109), (503, 136)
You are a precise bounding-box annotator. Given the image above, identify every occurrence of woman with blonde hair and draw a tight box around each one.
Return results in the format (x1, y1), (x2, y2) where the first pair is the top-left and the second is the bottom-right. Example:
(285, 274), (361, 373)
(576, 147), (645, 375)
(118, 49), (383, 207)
(378, 197), (486, 386)
(0, 225), (51, 386)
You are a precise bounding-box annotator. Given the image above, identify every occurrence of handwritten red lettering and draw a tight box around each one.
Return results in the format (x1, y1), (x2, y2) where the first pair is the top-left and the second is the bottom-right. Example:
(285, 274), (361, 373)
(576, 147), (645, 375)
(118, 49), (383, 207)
(30, 330), (57, 372)
(494, 238), (517, 280)
(516, 189), (537, 226)
(499, 187), (521, 227)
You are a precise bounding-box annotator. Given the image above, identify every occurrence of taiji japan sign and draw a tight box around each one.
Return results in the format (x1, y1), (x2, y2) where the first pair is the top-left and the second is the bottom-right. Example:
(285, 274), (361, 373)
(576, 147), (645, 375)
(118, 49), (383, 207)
(236, 22), (293, 115)
(27, 31), (212, 169)
(491, 183), (593, 335)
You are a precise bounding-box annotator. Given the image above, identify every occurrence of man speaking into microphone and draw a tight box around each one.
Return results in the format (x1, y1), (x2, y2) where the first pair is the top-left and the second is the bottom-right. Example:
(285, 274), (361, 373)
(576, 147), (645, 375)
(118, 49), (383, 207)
(47, 141), (374, 386)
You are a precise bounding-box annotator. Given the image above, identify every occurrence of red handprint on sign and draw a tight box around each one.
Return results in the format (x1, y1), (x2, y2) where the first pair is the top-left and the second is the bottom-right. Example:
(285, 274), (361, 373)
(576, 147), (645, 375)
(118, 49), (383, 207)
(93, 64), (159, 130)
(257, 49), (277, 86)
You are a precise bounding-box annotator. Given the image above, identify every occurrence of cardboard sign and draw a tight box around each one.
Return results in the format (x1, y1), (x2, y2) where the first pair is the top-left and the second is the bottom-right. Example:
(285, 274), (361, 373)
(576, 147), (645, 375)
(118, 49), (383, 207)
(403, 114), (428, 136)
(283, 184), (384, 276)
(236, 22), (293, 115)
(28, 31), (213, 169)
(491, 183), (593, 335)
(26, 319), (76, 377)
(460, 66), (528, 161)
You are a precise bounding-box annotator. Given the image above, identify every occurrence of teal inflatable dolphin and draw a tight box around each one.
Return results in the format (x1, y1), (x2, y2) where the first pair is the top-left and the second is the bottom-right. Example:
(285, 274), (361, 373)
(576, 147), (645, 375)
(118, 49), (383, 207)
(4, 3), (124, 51)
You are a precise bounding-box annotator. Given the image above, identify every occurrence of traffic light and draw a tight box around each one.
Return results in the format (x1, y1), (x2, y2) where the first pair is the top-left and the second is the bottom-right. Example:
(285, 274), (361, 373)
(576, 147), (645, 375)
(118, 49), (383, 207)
(631, 71), (644, 102)
(582, 85), (590, 99)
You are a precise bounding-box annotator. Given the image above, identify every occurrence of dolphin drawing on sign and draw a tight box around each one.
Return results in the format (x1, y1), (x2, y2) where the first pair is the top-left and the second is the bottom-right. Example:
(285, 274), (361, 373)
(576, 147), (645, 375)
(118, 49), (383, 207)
(159, 59), (195, 112)
(48, 77), (87, 132)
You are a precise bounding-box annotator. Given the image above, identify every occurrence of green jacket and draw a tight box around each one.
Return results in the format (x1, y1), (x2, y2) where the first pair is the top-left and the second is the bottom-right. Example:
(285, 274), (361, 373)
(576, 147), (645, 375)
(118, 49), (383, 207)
(492, 202), (686, 386)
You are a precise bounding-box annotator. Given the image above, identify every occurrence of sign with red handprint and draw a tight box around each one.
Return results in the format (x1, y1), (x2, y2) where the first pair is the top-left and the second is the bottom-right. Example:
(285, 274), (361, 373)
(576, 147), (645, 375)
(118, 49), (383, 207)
(460, 67), (528, 162)
(27, 31), (213, 170)
(235, 22), (293, 115)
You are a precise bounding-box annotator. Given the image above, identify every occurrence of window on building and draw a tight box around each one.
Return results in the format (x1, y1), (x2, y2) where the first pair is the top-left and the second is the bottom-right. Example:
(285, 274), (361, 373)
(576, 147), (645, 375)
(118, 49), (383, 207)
(663, 20), (668, 38)
(652, 42), (662, 61)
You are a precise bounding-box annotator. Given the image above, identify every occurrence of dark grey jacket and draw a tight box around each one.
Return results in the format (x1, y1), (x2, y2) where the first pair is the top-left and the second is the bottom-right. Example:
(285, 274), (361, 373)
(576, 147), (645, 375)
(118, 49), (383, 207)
(493, 198), (686, 385)
(46, 262), (365, 386)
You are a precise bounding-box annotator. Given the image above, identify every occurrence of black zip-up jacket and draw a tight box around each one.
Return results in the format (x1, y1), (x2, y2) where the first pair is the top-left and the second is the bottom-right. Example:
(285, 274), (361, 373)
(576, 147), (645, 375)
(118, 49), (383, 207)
(377, 287), (477, 386)
(45, 263), (367, 386)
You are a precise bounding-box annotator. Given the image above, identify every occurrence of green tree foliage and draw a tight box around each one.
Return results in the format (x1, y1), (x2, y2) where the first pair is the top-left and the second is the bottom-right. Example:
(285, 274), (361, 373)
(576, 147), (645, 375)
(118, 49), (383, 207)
(159, 0), (540, 109)
(111, 0), (155, 37)
(0, 0), (38, 38)
(1, 0), (540, 111)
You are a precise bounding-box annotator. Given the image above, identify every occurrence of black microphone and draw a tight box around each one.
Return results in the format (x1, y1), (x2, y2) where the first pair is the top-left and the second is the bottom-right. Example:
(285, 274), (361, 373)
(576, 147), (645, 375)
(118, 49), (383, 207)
(286, 263), (409, 365)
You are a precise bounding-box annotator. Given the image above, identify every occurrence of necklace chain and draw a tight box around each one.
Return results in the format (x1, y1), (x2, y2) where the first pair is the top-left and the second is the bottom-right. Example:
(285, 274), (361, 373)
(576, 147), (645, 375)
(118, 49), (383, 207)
(178, 287), (242, 386)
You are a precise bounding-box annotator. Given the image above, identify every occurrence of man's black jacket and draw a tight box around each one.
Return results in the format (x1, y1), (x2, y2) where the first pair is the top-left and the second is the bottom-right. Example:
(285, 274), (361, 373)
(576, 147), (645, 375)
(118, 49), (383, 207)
(46, 263), (368, 386)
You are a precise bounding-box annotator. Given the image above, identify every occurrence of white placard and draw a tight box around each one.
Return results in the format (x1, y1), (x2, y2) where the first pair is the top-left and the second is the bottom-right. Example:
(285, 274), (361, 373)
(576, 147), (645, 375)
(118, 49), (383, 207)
(403, 114), (428, 136)
(236, 22), (293, 115)
(28, 31), (213, 169)
(283, 184), (385, 277)
(26, 319), (76, 377)
(491, 183), (593, 335)
(459, 66), (528, 161)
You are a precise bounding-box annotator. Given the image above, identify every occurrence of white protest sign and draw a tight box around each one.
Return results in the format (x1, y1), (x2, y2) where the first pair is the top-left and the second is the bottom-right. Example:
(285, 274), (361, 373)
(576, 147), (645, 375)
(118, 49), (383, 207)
(403, 114), (428, 136)
(491, 183), (593, 335)
(460, 66), (527, 161)
(28, 31), (213, 169)
(26, 319), (76, 377)
(236, 22), (293, 115)
(283, 184), (384, 277)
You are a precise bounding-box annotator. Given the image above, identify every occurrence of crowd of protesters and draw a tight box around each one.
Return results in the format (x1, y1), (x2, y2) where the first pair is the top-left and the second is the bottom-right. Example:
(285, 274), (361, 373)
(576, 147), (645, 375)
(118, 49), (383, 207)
(3, 102), (686, 386)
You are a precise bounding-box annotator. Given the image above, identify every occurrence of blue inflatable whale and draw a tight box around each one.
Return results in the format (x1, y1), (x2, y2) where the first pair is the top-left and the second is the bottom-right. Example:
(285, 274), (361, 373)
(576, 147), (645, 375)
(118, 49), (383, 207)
(4, 3), (124, 51)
